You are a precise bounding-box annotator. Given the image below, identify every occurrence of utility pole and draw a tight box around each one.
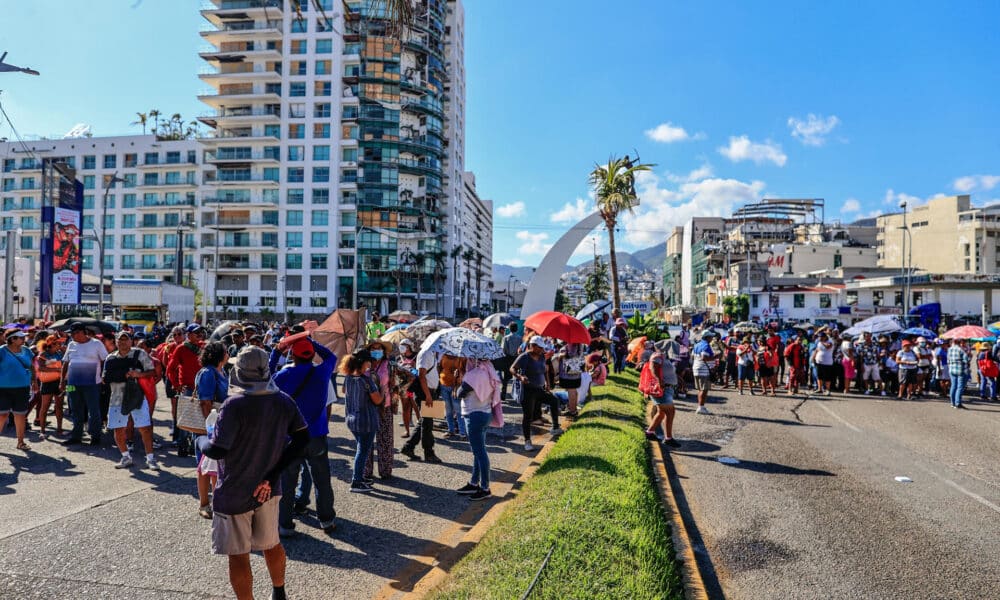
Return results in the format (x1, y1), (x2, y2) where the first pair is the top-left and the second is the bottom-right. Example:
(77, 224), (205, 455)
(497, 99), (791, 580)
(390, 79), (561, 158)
(3, 231), (14, 322)
(98, 173), (123, 318)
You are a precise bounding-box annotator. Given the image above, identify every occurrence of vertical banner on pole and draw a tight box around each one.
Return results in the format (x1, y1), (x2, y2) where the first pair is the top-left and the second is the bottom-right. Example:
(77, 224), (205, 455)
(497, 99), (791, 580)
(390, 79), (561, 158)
(40, 160), (83, 305)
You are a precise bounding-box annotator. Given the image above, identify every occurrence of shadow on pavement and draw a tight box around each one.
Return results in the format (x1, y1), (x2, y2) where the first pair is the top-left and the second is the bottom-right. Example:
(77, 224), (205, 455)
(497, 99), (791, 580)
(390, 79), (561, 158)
(671, 439), (722, 453)
(716, 413), (831, 428)
(678, 453), (836, 476)
(0, 451), (84, 495)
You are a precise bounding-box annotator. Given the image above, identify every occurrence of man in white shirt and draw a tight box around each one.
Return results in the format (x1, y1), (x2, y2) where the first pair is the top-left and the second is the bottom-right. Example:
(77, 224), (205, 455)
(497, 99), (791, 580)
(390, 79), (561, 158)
(60, 323), (109, 446)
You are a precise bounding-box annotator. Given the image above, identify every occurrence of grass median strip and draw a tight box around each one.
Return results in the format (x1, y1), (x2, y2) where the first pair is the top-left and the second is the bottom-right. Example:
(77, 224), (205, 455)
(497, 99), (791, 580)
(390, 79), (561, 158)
(427, 372), (683, 600)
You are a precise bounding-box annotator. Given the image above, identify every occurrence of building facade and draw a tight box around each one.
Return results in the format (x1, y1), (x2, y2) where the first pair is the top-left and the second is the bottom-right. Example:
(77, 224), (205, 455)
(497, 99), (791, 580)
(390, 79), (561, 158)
(877, 194), (1000, 275)
(1, 0), (478, 319)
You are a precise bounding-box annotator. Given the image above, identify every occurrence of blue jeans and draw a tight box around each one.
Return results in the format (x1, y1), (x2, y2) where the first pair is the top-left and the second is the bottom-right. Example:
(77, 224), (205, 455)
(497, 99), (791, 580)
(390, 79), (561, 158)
(68, 384), (102, 439)
(978, 375), (996, 399)
(950, 374), (968, 407)
(464, 411), (491, 490)
(441, 385), (466, 436)
(351, 429), (377, 484)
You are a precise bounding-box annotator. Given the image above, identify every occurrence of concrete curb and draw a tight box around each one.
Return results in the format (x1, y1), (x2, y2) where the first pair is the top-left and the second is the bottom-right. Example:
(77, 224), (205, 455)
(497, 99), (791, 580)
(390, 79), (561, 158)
(647, 401), (710, 600)
(374, 419), (570, 599)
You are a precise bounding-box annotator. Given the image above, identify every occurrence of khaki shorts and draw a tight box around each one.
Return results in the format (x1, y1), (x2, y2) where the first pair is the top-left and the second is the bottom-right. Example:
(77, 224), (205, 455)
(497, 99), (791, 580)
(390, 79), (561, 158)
(693, 376), (711, 392)
(212, 496), (281, 555)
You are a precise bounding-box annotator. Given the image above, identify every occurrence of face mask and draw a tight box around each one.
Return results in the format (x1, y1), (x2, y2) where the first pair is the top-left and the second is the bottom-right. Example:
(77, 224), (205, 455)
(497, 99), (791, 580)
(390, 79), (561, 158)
(370, 350), (384, 361)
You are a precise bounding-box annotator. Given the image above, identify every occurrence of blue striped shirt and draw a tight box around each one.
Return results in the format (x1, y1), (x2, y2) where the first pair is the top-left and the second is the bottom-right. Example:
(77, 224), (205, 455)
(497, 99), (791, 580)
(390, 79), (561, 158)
(948, 345), (970, 377)
(344, 374), (380, 433)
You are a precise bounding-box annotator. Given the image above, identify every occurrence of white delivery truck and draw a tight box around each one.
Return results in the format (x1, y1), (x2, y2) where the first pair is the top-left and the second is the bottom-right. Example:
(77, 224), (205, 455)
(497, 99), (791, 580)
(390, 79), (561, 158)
(111, 279), (196, 333)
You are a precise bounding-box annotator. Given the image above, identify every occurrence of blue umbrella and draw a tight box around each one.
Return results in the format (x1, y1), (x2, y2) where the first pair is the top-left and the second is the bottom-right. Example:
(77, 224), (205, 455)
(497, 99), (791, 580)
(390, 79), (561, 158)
(901, 327), (937, 339)
(384, 322), (408, 334)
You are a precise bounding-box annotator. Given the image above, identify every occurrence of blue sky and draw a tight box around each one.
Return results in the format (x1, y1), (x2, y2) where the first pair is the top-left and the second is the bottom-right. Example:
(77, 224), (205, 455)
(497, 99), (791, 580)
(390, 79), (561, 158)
(3, 1), (999, 268)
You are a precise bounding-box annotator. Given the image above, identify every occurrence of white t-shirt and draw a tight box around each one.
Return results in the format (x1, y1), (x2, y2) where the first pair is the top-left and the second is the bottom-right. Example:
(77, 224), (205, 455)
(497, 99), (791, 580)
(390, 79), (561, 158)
(813, 341), (834, 366)
(65, 338), (110, 385)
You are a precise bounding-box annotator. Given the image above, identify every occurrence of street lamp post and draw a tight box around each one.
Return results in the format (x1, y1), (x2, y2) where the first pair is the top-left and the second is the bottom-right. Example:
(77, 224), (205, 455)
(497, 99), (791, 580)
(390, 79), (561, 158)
(81, 232), (103, 316)
(898, 200), (911, 320)
(98, 173), (124, 318)
(175, 219), (196, 287)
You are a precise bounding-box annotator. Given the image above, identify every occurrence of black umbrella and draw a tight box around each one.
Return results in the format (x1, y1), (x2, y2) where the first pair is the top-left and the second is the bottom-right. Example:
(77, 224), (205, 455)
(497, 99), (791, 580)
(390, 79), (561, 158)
(49, 317), (118, 336)
(575, 299), (612, 322)
(209, 320), (241, 342)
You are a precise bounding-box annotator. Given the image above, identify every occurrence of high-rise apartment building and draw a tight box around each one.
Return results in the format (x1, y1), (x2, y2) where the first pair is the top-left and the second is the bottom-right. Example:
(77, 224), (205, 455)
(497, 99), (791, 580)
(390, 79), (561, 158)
(1, 0), (478, 319)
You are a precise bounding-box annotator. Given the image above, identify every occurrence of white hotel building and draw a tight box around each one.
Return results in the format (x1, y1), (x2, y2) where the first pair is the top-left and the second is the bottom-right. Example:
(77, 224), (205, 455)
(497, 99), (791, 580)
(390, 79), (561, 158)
(0, 0), (485, 318)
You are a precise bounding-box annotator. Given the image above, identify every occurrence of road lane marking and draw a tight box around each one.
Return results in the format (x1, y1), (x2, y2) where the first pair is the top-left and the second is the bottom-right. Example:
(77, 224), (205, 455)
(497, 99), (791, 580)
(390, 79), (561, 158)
(814, 402), (862, 432)
(924, 469), (1000, 515)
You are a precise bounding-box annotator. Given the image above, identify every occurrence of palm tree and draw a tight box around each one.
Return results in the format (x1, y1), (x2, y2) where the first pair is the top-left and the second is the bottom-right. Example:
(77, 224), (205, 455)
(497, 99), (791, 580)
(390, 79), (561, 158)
(474, 250), (484, 314)
(411, 251), (426, 314)
(149, 109), (161, 136)
(431, 249), (447, 316)
(589, 155), (654, 311)
(449, 245), (462, 316)
(461, 248), (475, 317)
(131, 112), (148, 135)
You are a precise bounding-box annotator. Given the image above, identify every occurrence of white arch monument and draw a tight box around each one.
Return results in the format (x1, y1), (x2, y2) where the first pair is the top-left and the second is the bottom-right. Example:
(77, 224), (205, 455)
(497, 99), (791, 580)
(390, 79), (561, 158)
(519, 210), (605, 317)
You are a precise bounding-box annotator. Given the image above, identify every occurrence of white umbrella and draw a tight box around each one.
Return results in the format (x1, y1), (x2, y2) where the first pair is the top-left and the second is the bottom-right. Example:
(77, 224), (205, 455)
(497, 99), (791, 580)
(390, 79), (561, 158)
(843, 314), (902, 337)
(419, 327), (504, 360)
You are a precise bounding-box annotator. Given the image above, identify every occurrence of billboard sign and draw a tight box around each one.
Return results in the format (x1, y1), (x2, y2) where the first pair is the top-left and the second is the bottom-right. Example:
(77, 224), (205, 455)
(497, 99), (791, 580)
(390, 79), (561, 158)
(39, 160), (83, 305)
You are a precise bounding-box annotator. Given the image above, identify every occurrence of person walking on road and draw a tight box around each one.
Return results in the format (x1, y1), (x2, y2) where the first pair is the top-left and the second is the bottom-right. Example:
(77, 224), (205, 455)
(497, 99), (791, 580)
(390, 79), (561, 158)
(691, 332), (715, 414)
(103, 332), (160, 471)
(400, 343), (444, 464)
(61, 323), (109, 447)
(363, 340), (395, 481)
(498, 323), (522, 400)
(273, 336), (338, 534)
(895, 340), (920, 401)
(341, 348), (385, 493)
(948, 337), (971, 409)
(0, 330), (35, 450)
(645, 346), (680, 447)
(455, 358), (501, 501)
(198, 346), (309, 600)
(511, 336), (562, 452)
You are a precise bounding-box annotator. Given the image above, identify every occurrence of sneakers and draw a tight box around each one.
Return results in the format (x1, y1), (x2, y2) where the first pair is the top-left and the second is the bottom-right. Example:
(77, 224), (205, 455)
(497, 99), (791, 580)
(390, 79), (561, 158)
(350, 481), (374, 493)
(469, 488), (492, 501)
(695, 406), (711, 415)
(824, 390), (831, 396)
(401, 447), (420, 461)
(126, 441), (134, 452)
(278, 525), (297, 537)
(549, 427), (563, 436)
(147, 458), (161, 471)
(320, 519), (337, 534)
(423, 453), (443, 464)
(456, 483), (480, 495)
(115, 455), (134, 469)
(524, 442), (535, 452)
(644, 429), (659, 440)
(199, 505), (214, 519)
(880, 391), (887, 397)
(292, 500), (309, 515)
(662, 438), (682, 448)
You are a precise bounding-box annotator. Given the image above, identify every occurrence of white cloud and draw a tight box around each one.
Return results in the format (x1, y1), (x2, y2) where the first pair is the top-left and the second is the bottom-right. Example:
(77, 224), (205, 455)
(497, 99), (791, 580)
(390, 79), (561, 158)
(644, 122), (704, 143)
(550, 197), (592, 223)
(667, 164), (714, 184)
(883, 188), (924, 208)
(953, 174), (1000, 193)
(619, 170), (766, 247)
(571, 232), (605, 261)
(718, 135), (787, 166)
(496, 201), (525, 218)
(841, 198), (861, 214)
(515, 231), (553, 256)
(787, 114), (840, 146)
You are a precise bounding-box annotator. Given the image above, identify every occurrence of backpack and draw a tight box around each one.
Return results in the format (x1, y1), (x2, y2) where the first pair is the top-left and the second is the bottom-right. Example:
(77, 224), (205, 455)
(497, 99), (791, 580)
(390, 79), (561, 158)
(638, 358), (663, 397)
(978, 356), (999, 379)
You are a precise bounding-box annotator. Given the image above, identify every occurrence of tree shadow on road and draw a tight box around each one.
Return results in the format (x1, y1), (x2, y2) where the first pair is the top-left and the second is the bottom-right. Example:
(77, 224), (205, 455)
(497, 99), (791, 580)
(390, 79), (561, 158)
(677, 453), (836, 476)
(0, 451), (83, 495)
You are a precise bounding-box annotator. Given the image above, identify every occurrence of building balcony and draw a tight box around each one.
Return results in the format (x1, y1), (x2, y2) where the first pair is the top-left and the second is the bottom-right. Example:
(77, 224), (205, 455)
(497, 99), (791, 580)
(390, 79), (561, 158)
(199, 21), (283, 43)
(197, 109), (281, 128)
(201, 240), (278, 251)
(197, 88), (281, 107)
(402, 96), (444, 118)
(1, 202), (39, 213)
(205, 217), (279, 229)
(199, 42), (281, 63)
(398, 135), (444, 157)
(198, 66), (282, 85)
(135, 199), (197, 211)
(203, 150), (279, 164)
(203, 173), (279, 187)
(202, 195), (278, 207)
(137, 222), (197, 231)
(138, 180), (198, 190)
(200, 0), (283, 25)
(198, 130), (280, 144)
(137, 158), (199, 170)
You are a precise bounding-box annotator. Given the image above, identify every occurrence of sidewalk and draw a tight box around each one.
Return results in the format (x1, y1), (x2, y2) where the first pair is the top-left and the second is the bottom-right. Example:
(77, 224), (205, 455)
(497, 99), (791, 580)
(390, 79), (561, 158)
(0, 394), (542, 600)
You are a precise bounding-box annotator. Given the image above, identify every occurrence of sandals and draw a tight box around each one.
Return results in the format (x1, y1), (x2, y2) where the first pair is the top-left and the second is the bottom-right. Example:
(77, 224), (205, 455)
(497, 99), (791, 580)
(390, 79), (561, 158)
(198, 505), (213, 519)
(17, 442), (31, 451)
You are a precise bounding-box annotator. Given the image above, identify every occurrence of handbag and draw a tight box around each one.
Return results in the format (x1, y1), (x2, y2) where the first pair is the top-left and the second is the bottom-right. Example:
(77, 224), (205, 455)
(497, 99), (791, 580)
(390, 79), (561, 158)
(176, 392), (209, 434)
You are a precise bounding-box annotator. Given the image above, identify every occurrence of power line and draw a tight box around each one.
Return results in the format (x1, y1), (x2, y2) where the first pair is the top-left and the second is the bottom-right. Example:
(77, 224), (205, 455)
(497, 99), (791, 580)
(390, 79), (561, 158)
(0, 92), (38, 161)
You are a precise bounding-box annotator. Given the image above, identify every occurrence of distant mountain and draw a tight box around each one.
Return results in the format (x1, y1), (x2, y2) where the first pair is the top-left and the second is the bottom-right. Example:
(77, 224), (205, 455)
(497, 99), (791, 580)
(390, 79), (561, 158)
(492, 242), (667, 284)
(568, 242), (666, 273)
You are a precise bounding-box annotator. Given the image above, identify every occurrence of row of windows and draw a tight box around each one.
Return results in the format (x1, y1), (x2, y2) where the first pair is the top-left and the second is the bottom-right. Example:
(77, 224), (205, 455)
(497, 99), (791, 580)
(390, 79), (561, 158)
(289, 38), (334, 54)
(1, 151), (197, 173)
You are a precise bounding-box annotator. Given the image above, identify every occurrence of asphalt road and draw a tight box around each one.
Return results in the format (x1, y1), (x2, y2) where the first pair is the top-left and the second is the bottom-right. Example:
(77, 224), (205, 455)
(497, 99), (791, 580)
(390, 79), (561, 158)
(665, 384), (1000, 600)
(0, 390), (542, 600)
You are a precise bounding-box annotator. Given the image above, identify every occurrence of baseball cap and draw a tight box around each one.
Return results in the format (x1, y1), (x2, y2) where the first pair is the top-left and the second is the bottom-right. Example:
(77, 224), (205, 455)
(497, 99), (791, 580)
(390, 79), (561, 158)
(615, 317), (627, 325)
(901, 339), (913, 346)
(398, 338), (414, 351)
(185, 323), (204, 333)
(290, 338), (315, 360)
(115, 331), (133, 340)
(5, 330), (27, 341)
(528, 335), (546, 348)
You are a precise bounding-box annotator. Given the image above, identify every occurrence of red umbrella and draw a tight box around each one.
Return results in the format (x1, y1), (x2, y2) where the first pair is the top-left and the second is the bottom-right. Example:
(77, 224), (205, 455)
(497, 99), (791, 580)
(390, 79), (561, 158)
(940, 325), (995, 340)
(523, 311), (590, 344)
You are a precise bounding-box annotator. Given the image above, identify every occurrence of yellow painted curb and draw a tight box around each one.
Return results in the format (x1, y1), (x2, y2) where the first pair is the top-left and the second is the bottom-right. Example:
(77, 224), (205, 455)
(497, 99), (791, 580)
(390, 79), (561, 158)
(374, 421), (569, 600)
(647, 401), (710, 600)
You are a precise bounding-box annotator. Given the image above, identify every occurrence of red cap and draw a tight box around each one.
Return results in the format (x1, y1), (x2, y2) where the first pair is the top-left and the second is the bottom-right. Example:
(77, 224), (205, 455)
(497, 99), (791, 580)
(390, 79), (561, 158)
(291, 339), (315, 360)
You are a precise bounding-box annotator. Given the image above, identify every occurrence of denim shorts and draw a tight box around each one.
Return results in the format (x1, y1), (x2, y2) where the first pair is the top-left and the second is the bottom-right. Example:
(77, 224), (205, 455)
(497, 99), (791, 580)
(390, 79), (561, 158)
(653, 386), (675, 406)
